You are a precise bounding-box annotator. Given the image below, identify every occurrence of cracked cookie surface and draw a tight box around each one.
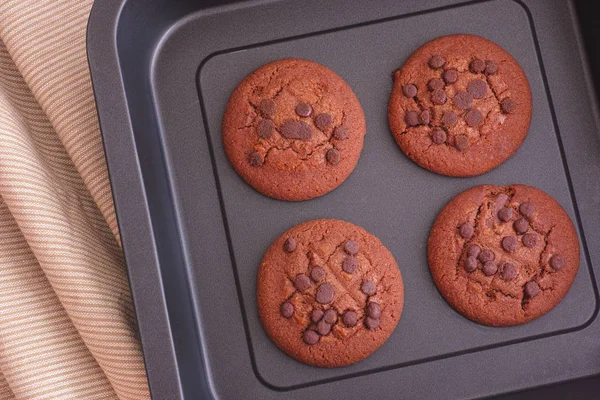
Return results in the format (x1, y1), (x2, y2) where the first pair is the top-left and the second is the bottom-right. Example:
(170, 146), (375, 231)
(388, 34), (532, 176)
(428, 185), (579, 326)
(257, 219), (403, 367)
(223, 59), (366, 201)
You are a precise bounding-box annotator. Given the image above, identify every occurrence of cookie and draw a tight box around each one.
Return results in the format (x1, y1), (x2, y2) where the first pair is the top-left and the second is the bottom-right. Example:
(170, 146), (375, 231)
(257, 219), (404, 367)
(388, 34), (532, 176)
(223, 59), (366, 201)
(428, 185), (580, 326)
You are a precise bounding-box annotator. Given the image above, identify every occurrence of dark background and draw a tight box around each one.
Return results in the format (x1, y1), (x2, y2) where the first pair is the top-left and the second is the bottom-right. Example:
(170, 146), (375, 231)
(576, 0), (600, 101)
(496, 1), (600, 399)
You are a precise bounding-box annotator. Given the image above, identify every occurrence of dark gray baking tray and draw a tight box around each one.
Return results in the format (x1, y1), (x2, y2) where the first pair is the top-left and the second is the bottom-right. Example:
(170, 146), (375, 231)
(87, 0), (600, 399)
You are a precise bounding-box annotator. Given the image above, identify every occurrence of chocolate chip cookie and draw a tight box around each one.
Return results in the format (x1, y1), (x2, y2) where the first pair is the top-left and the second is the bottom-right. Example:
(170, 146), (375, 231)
(388, 34), (532, 176)
(223, 59), (366, 201)
(257, 219), (404, 367)
(428, 185), (580, 326)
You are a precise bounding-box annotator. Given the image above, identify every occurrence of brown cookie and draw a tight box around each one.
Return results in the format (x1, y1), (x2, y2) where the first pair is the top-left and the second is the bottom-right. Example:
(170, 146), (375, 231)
(428, 185), (580, 326)
(389, 34), (532, 176)
(257, 219), (404, 367)
(223, 59), (366, 201)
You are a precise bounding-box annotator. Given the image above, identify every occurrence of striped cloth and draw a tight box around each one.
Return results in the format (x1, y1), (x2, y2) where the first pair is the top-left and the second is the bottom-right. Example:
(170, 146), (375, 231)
(0, 1), (150, 399)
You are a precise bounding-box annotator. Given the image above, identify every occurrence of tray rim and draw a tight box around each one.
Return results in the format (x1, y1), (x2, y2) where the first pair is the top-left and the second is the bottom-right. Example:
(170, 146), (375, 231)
(87, 1), (188, 399)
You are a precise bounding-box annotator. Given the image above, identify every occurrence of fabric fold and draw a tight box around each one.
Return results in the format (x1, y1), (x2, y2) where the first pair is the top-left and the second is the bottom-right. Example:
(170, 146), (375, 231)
(0, 198), (117, 400)
(0, 0), (120, 245)
(0, 1), (151, 397)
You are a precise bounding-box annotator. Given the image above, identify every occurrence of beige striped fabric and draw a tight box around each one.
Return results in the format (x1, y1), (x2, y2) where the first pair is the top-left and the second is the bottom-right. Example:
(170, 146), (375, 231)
(0, 199), (112, 399)
(0, 1), (150, 399)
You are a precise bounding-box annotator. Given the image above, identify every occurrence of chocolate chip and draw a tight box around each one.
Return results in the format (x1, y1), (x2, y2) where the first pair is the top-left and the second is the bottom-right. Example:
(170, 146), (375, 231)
(442, 111), (458, 126)
(467, 79), (487, 99)
(431, 128), (446, 145)
(317, 323), (332, 337)
(419, 110), (431, 125)
(500, 262), (517, 281)
(431, 89), (447, 105)
(428, 78), (445, 91)
(513, 218), (529, 234)
(323, 309), (337, 324)
(303, 329), (320, 345)
(464, 109), (483, 127)
(428, 55), (446, 69)
(295, 102), (312, 117)
(454, 91), (473, 110)
(455, 134), (469, 151)
(343, 310), (358, 326)
(550, 255), (565, 270)
(299, 121), (312, 139)
(467, 245), (481, 258)
(365, 317), (380, 330)
(469, 59), (486, 73)
(280, 120), (312, 140)
(333, 126), (349, 140)
(478, 249), (495, 263)
(498, 207), (513, 222)
(443, 68), (458, 84)
(519, 202), (534, 217)
(317, 319), (332, 336)
(280, 120), (302, 139)
(484, 60), (498, 75)
(294, 274), (311, 291)
(314, 113), (332, 130)
(524, 281), (540, 298)
(500, 98), (516, 114)
(404, 111), (420, 126)
(482, 261), (498, 276)
(311, 309), (324, 323)
(402, 83), (418, 98)
(248, 151), (263, 167)
(259, 99), (276, 118)
(459, 222), (474, 239)
(283, 237), (297, 253)
(342, 256), (358, 274)
(465, 256), (478, 272)
(257, 119), (275, 139)
(522, 233), (537, 248)
(367, 302), (382, 319)
(502, 236), (518, 253)
(280, 302), (294, 318)
(310, 267), (326, 282)
(494, 193), (509, 213)
(326, 148), (341, 165)
(316, 283), (334, 304)
(344, 240), (360, 255)
(361, 280), (376, 296)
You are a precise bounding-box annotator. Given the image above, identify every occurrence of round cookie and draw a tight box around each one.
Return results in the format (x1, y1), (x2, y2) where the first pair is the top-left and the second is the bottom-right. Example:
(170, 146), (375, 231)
(388, 34), (532, 176)
(428, 185), (580, 326)
(257, 219), (404, 367)
(223, 59), (366, 201)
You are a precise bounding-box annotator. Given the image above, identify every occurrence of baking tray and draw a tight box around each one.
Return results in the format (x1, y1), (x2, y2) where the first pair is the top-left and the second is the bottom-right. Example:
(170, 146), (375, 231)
(87, 0), (600, 399)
